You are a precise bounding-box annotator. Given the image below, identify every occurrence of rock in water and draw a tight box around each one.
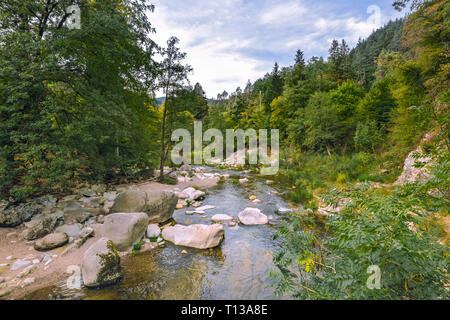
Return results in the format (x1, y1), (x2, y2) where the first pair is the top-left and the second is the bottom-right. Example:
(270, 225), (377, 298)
(277, 208), (293, 214)
(82, 238), (122, 288)
(146, 191), (178, 224)
(211, 214), (234, 224)
(34, 232), (69, 251)
(238, 208), (268, 225)
(0, 202), (41, 227)
(98, 213), (149, 251)
(162, 224), (225, 249)
(109, 190), (148, 213)
(182, 188), (206, 201)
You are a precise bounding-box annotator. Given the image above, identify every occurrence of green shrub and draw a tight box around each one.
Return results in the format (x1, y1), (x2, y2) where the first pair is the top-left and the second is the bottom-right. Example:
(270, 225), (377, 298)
(270, 153), (449, 300)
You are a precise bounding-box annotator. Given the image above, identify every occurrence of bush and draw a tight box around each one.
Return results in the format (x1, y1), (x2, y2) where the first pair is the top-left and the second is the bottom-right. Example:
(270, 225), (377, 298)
(270, 153), (449, 300)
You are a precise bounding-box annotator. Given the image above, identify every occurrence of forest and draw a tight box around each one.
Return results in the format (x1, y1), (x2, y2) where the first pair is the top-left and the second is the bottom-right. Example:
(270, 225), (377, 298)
(0, 0), (448, 300)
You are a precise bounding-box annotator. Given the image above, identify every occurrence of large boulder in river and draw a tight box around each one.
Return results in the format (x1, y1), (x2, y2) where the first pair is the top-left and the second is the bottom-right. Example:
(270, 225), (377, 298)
(162, 224), (225, 249)
(110, 190), (177, 224)
(0, 201), (42, 227)
(238, 208), (268, 225)
(82, 238), (122, 288)
(34, 232), (69, 251)
(146, 191), (178, 224)
(98, 213), (149, 251)
(109, 190), (147, 213)
(182, 187), (206, 201)
(22, 212), (64, 240)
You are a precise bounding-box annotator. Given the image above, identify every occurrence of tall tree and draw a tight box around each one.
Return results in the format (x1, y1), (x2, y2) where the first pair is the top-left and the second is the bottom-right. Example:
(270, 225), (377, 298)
(0, 0), (158, 200)
(158, 37), (192, 178)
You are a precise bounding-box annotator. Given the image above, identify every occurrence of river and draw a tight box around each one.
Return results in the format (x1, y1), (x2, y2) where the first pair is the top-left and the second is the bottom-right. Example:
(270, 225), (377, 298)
(23, 166), (294, 300)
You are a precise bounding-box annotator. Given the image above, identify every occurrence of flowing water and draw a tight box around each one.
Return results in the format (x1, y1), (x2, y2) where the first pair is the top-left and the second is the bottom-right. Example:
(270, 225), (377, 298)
(24, 167), (294, 300)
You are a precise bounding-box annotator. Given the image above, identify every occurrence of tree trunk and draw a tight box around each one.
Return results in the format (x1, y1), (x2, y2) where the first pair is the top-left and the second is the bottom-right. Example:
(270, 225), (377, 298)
(326, 144), (332, 157)
(159, 87), (169, 180)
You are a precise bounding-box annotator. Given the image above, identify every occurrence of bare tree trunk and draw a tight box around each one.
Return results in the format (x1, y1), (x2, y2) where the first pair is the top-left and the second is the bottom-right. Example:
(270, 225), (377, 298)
(326, 144), (332, 157)
(159, 87), (169, 180)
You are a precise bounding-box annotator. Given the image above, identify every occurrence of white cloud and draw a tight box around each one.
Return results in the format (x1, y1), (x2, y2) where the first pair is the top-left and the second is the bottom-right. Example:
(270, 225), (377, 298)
(259, 1), (307, 25)
(149, 0), (402, 98)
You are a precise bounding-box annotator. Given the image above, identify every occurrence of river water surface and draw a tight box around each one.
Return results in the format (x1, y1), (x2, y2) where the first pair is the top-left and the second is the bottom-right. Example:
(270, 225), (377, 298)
(24, 167), (294, 300)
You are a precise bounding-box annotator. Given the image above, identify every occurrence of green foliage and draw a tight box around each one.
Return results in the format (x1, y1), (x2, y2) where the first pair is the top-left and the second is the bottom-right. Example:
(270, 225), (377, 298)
(149, 236), (158, 243)
(132, 240), (146, 256)
(350, 19), (404, 88)
(357, 80), (397, 125)
(271, 177), (449, 299)
(354, 120), (384, 152)
(0, 0), (158, 200)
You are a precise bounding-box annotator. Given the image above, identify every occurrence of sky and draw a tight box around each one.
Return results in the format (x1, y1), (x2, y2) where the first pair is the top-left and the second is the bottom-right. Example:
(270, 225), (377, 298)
(149, 0), (405, 98)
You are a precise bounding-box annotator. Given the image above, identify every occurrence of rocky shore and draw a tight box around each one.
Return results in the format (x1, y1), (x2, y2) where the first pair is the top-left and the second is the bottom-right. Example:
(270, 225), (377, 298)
(0, 165), (244, 299)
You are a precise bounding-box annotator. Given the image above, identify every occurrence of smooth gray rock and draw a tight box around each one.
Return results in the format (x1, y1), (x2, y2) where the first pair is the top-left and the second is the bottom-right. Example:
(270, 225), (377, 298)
(11, 260), (32, 271)
(34, 232), (69, 251)
(238, 208), (268, 225)
(80, 227), (94, 239)
(146, 224), (161, 238)
(63, 201), (85, 215)
(98, 213), (149, 251)
(82, 238), (122, 288)
(109, 190), (147, 213)
(55, 224), (82, 238)
(211, 214), (234, 224)
(146, 191), (178, 224)
(182, 188), (206, 201)
(162, 224), (225, 249)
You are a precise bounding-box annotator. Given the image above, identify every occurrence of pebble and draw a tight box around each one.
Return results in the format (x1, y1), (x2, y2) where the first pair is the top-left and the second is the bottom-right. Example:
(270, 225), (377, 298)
(21, 277), (35, 288)
(181, 250), (188, 254)
(6, 256), (13, 261)
(32, 259), (40, 265)
(41, 254), (52, 264)
(10, 260), (32, 271)
(44, 259), (53, 266)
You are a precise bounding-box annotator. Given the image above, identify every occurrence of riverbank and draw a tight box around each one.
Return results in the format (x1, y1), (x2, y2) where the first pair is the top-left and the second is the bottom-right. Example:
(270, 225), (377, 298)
(0, 168), (221, 300)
